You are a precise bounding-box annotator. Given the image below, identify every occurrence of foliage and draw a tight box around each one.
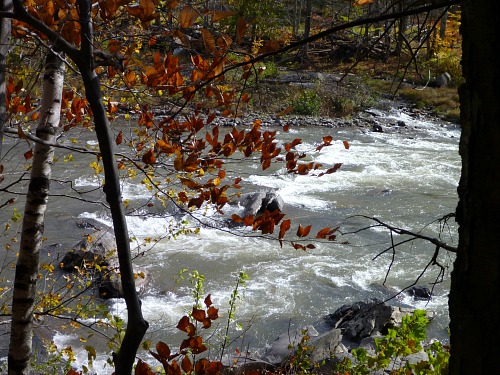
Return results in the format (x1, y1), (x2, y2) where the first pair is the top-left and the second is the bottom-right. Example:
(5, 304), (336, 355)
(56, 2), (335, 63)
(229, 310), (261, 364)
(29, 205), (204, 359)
(291, 89), (321, 116)
(0, 0), (463, 372)
(344, 310), (450, 375)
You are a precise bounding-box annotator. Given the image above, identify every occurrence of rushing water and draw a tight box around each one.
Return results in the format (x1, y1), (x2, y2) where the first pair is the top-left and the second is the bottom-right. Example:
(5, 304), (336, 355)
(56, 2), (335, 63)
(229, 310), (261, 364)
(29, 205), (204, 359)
(0, 106), (460, 372)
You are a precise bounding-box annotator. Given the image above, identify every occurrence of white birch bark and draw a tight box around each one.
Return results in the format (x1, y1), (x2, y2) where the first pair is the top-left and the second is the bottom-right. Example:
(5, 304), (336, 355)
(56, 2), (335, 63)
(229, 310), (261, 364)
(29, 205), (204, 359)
(8, 50), (65, 375)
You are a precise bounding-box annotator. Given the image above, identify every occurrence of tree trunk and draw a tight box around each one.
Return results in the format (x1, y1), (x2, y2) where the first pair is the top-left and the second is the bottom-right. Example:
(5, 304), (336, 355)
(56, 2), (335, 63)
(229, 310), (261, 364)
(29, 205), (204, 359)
(0, 0), (12, 165)
(439, 9), (448, 40)
(449, 0), (500, 373)
(76, 1), (148, 373)
(8, 50), (65, 375)
(300, 0), (312, 60)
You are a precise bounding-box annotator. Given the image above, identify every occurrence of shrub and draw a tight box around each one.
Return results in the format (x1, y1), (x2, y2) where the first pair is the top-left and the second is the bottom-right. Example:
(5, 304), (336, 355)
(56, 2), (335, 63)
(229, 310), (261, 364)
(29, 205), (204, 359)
(291, 89), (321, 116)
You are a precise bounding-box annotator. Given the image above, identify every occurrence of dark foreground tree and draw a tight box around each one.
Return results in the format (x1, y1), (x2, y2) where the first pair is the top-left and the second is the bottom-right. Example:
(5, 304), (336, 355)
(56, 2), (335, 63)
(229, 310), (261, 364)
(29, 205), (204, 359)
(449, 0), (500, 373)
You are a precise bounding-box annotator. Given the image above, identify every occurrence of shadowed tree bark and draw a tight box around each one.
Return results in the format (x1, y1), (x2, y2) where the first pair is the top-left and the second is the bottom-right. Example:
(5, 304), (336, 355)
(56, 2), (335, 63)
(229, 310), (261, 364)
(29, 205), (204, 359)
(8, 50), (65, 375)
(74, 1), (149, 373)
(3, 0), (149, 372)
(449, 0), (500, 373)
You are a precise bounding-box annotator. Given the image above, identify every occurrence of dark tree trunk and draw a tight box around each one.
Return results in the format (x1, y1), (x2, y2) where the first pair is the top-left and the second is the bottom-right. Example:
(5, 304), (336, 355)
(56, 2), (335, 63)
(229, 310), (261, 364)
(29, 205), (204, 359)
(300, 0), (312, 60)
(439, 9), (448, 40)
(450, 0), (500, 373)
(76, 1), (148, 373)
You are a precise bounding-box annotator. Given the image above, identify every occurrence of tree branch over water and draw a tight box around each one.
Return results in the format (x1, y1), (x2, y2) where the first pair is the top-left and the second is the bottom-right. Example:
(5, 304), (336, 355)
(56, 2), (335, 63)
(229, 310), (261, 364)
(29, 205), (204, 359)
(344, 214), (458, 253)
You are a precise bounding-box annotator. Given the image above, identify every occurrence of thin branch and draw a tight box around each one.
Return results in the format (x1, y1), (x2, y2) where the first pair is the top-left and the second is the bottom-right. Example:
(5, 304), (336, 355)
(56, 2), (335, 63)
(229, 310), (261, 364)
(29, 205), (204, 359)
(354, 215), (457, 253)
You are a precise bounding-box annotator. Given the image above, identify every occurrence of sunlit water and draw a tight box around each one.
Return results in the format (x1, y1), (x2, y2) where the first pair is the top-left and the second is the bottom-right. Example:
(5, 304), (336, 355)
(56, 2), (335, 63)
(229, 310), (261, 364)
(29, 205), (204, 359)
(0, 107), (460, 372)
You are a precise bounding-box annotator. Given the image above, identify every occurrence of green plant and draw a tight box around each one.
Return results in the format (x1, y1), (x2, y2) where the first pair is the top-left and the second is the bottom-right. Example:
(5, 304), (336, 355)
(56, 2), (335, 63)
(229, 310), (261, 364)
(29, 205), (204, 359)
(346, 310), (450, 375)
(288, 329), (318, 375)
(292, 89), (321, 116)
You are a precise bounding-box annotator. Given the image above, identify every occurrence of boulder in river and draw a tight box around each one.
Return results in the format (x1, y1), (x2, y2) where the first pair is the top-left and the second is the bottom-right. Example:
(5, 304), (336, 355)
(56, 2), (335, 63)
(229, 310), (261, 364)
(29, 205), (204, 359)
(261, 299), (436, 368)
(233, 189), (284, 219)
(59, 219), (149, 299)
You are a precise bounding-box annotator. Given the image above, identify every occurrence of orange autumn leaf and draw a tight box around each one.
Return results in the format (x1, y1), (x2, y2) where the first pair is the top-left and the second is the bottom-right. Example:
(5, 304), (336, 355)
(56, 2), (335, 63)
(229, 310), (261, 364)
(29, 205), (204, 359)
(207, 305), (218, 320)
(354, 0), (374, 5)
(297, 224), (312, 237)
(279, 219), (291, 240)
(211, 10), (235, 22)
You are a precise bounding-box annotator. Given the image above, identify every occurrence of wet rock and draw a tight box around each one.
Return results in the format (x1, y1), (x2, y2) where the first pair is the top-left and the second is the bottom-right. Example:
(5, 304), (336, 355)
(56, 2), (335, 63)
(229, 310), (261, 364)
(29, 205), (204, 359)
(235, 189), (284, 219)
(59, 222), (149, 299)
(406, 285), (432, 300)
(263, 299), (437, 368)
(372, 124), (384, 132)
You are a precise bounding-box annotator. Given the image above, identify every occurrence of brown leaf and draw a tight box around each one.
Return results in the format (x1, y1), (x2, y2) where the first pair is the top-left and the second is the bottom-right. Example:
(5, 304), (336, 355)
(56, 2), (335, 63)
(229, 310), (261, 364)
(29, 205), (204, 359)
(231, 214), (243, 223)
(179, 6), (198, 28)
(192, 308), (206, 322)
(279, 219), (291, 241)
(181, 356), (193, 374)
(115, 131), (123, 145)
(354, 0), (374, 5)
(212, 10), (235, 22)
(17, 124), (26, 139)
(207, 305), (219, 320)
(142, 149), (156, 165)
(277, 106), (293, 118)
(200, 28), (215, 54)
(236, 16), (247, 45)
(24, 150), (33, 160)
(297, 224), (312, 237)
(204, 294), (212, 307)
(156, 341), (171, 359)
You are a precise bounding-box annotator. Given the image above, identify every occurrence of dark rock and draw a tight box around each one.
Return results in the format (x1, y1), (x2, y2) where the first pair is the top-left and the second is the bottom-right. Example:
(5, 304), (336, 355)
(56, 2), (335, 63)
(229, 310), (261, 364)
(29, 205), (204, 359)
(372, 124), (384, 132)
(406, 285), (432, 300)
(222, 356), (275, 375)
(59, 223), (149, 299)
(430, 72), (452, 88)
(263, 299), (437, 368)
(236, 189), (284, 219)
(397, 120), (407, 127)
(59, 229), (117, 271)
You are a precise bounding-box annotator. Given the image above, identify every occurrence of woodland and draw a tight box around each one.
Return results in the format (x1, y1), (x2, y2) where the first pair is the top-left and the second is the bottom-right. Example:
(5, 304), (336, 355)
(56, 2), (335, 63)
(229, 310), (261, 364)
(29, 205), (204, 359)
(0, 0), (498, 374)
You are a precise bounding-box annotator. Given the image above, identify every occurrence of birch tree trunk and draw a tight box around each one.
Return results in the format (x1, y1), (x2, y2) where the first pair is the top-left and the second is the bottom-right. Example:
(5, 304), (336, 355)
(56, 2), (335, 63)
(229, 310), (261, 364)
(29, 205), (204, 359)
(8, 50), (65, 375)
(0, 0), (12, 167)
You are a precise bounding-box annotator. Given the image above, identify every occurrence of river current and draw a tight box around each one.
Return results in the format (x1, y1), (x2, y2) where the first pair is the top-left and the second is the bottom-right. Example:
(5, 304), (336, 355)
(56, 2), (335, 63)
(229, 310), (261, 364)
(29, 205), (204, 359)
(0, 106), (460, 372)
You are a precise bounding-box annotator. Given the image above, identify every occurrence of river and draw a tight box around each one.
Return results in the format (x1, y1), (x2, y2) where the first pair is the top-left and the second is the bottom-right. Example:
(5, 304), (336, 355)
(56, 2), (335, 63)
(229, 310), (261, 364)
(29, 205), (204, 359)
(0, 105), (460, 372)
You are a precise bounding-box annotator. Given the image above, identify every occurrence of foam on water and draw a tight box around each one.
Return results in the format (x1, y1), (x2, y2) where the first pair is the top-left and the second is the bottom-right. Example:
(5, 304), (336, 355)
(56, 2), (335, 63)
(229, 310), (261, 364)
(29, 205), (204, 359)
(51, 108), (459, 372)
